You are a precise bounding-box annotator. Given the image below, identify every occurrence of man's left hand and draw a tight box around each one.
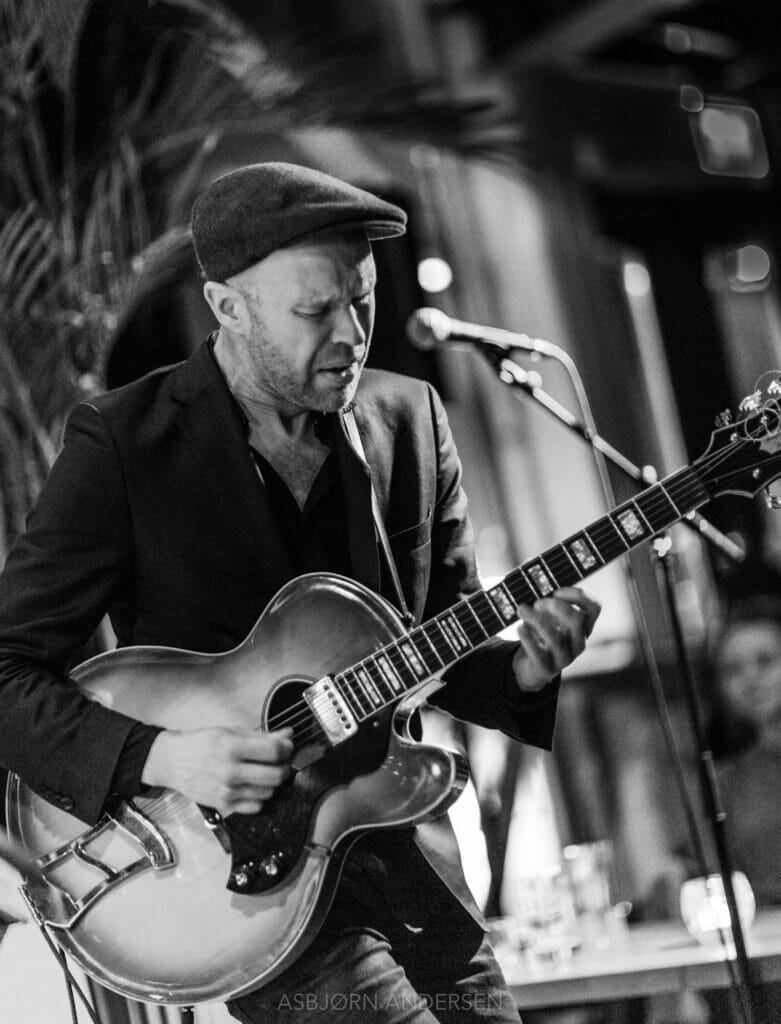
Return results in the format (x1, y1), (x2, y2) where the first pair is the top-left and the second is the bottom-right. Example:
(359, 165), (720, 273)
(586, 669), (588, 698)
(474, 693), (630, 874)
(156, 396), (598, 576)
(511, 586), (601, 692)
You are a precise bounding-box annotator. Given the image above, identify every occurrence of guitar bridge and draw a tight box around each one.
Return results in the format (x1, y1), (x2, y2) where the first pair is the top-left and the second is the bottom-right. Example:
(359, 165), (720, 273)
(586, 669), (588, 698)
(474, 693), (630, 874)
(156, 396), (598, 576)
(305, 676), (358, 745)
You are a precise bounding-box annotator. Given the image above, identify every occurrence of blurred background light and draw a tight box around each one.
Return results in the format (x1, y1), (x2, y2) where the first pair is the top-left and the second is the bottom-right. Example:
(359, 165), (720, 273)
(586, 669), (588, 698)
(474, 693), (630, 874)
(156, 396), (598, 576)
(417, 256), (453, 293)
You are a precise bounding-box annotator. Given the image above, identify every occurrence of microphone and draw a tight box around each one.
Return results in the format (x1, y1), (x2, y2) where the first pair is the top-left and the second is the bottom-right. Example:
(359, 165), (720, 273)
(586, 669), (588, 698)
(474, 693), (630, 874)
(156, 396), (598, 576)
(406, 308), (557, 357)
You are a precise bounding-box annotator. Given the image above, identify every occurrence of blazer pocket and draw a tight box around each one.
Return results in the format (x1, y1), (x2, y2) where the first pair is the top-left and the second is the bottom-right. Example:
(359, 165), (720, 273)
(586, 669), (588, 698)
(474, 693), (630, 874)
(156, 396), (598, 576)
(387, 506), (433, 553)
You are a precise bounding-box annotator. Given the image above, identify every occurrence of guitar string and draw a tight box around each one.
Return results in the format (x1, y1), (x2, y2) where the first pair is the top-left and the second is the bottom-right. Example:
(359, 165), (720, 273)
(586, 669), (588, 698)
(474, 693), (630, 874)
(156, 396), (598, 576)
(267, 494), (749, 750)
(264, 431), (770, 748)
(265, 432), (764, 746)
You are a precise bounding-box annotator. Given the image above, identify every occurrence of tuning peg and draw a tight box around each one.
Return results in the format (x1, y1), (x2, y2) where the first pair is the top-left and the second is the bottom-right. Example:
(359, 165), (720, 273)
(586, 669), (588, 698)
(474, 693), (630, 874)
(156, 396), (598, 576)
(714, 409), (733, 427)
(739, 391), (762, 412)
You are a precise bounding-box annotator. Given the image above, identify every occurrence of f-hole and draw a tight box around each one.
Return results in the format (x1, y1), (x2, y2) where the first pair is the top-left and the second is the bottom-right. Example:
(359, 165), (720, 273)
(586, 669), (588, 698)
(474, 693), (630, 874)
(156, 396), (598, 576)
(264, 678), (328, 769)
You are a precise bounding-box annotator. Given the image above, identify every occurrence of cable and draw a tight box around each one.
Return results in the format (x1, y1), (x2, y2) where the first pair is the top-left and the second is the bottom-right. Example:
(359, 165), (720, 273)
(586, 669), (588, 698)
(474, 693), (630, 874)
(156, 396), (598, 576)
(20, 884), (103, 1024)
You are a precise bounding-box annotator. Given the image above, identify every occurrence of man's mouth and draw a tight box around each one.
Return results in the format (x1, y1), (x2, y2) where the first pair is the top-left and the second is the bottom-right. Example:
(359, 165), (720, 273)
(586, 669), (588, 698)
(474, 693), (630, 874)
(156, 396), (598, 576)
(319, 364), (358, 378)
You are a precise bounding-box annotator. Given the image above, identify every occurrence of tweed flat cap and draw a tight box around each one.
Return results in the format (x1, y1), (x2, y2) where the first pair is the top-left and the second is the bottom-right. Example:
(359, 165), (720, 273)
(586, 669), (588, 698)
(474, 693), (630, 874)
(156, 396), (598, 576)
(191, 162), (407, 281)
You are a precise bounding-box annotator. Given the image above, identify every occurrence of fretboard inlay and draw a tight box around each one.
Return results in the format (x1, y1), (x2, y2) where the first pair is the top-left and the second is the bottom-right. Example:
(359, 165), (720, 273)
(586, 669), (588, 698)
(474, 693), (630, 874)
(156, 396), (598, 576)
(616, 508), (646, 540)
(487, 583), (517, 623)
(567, 535), (600, 570)
(526, 562), (555, 596)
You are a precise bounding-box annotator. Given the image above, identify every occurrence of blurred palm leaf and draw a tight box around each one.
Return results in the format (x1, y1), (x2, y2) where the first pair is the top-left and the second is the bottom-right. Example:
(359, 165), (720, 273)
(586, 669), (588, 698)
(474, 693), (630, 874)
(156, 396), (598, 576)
(26, 0), (92, 91)
(163, 0), (521, 156)
(0, 0), (523, 553)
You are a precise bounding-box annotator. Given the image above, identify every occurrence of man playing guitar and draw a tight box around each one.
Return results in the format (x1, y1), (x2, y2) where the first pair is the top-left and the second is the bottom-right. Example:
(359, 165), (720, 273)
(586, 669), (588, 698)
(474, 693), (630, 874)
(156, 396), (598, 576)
(0, 162), (599, 1023)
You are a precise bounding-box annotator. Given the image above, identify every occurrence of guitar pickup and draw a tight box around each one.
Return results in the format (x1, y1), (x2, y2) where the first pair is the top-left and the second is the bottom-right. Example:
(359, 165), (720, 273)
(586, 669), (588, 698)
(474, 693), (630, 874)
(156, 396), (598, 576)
(305, 677), (358, 746)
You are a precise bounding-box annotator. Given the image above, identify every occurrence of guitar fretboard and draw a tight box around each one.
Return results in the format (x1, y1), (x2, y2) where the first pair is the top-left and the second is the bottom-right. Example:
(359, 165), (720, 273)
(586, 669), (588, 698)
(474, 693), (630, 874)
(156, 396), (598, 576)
(331, 464), (710, 721)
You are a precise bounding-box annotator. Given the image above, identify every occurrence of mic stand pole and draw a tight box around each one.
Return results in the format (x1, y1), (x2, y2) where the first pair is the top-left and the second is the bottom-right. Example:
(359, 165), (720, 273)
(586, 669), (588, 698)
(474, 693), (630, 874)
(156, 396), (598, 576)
(479, 344), (754, 1024)
(654, 540), (757, 1024)
(490, 354), (743, 561)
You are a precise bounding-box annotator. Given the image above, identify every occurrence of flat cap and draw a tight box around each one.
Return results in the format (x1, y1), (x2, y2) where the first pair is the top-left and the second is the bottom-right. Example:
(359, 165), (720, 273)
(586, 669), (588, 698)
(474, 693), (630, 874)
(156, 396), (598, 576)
(191, 161), (407, 281)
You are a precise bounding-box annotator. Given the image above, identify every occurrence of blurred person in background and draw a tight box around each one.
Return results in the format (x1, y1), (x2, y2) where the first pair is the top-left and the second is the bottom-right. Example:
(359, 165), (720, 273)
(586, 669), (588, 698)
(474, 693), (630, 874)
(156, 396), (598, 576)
(706, 562), (781, 907)
(696, 562), (781, 1023)
(643, 560), (781, 1023)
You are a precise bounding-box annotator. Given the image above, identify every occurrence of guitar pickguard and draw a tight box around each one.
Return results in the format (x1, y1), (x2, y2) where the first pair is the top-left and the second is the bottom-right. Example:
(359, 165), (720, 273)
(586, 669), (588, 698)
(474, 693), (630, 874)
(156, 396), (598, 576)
(225, 708), (395, 894)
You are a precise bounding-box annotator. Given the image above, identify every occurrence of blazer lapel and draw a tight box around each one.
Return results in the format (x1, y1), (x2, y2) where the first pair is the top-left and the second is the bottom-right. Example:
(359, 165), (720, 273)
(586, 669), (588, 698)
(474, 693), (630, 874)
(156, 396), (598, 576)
(334, 408), (381, 594)
(170, 342), (297, 588)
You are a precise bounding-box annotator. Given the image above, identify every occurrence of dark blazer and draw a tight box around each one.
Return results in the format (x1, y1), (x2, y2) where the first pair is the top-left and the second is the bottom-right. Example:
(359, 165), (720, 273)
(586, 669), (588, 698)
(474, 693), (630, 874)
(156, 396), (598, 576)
(0, 340), (558, 928)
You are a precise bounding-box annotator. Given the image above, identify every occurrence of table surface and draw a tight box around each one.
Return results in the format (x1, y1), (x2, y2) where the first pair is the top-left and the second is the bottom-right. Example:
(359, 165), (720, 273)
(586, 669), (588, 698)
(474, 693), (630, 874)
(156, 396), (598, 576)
(498, 907), (781, 1009)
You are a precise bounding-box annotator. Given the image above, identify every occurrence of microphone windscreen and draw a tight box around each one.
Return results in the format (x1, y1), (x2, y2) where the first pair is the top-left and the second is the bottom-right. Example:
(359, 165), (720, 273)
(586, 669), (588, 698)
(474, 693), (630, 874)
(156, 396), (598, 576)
(405, 308), (450, 350)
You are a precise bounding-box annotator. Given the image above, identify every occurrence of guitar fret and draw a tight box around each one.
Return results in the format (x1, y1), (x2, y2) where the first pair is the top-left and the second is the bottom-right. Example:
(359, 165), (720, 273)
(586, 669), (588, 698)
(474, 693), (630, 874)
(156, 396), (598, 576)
(541, 548), (582, 588)
(424, 622), (453, 663)
(566, 532), (604, 571)
(614, 502), (649, 542)
(397, 638), (430, 681)
(365, 658), (396, 702)
(432, 619), (458, 659)
(452, 602), (483, 643)
(657, 483), (682, 515)
(355, 665), (383, 707)
(342, 669), (373, 717)
(486, 582), (517, 624)
(387, 646), (417, 689)
(523, 561), (556, 598)
(471, 591), (505, 632)
(503, 570), (535, 607)
(375, 652), (404, 693)
(416, 628), (445, 669)
(410, 631), (440, 675)
(658, 482), (682, 514)
(665, 468), (709, 512)
(631, 499), (652, 531)
(458, 600), (489, 639)
(596, 515), (630, 557)
(351, 668), (378, 715)
(635, 484), (680, 531)
(437, 614), (469, 656)
(557, 543), (584, 580)
(334, 675), (365, 720)
(539, 555), (562, 589)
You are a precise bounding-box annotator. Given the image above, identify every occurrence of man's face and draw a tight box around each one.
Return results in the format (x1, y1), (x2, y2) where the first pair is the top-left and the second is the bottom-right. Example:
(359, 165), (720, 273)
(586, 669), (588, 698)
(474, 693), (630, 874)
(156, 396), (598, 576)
(231, 233), (376, 415)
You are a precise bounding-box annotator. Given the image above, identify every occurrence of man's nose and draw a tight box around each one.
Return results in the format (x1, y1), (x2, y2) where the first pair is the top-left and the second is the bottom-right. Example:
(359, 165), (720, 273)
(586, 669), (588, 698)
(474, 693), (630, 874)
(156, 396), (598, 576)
(331, 303), (367, 347)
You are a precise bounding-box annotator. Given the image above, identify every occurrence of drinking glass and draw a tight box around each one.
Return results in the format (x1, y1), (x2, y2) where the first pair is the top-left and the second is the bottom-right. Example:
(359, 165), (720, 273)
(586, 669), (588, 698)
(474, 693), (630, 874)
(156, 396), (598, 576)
(562, 839), (631, 949)
(514, 866), (579, 968)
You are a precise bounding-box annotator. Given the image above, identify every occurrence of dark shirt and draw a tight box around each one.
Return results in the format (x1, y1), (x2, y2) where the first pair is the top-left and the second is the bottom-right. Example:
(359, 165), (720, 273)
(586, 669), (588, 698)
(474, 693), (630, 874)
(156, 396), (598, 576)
(250, 438), (438, 931)
(250, 440), (350, 579)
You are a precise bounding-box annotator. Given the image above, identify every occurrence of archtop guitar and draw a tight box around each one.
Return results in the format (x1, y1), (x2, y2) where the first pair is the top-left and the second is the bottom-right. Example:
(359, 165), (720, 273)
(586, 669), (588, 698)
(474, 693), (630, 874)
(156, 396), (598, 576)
(7, 380), (781, 1004)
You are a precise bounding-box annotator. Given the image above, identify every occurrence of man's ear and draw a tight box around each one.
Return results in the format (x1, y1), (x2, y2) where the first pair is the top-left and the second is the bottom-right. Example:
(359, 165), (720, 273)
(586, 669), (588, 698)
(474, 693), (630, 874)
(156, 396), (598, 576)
(202, 280), (249, 334)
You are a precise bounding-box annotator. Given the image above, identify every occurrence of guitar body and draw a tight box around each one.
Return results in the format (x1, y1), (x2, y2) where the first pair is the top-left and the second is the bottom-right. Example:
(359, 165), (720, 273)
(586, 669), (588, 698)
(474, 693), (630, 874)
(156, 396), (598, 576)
(6, 574), (467, 1005)
(11, 382), (781, 1005)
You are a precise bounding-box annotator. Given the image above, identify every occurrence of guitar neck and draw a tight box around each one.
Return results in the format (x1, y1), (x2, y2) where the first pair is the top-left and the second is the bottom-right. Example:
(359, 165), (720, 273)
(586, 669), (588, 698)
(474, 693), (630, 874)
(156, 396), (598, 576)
(332, 463), (710, 722)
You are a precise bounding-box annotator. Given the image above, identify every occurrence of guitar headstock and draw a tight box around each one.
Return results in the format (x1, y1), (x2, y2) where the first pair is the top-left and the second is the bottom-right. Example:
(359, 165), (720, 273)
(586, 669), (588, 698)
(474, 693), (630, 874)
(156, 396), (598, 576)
(701, 372), (781, 501)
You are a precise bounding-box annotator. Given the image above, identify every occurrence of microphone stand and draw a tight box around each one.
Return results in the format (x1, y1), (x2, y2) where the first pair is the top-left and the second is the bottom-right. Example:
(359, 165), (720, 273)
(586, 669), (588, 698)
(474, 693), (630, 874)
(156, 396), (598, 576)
(473, 339), (756, 1024)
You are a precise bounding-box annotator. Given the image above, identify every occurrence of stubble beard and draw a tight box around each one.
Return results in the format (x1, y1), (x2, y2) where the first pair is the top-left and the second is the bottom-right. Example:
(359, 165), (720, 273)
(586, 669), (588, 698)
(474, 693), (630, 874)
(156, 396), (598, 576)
(247, 305), (363, 414)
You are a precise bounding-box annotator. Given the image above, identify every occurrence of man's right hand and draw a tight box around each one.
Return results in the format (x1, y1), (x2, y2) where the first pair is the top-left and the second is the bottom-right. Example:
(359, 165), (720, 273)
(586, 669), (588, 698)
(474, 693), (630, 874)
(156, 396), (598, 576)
(141, 727), (294, 816)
